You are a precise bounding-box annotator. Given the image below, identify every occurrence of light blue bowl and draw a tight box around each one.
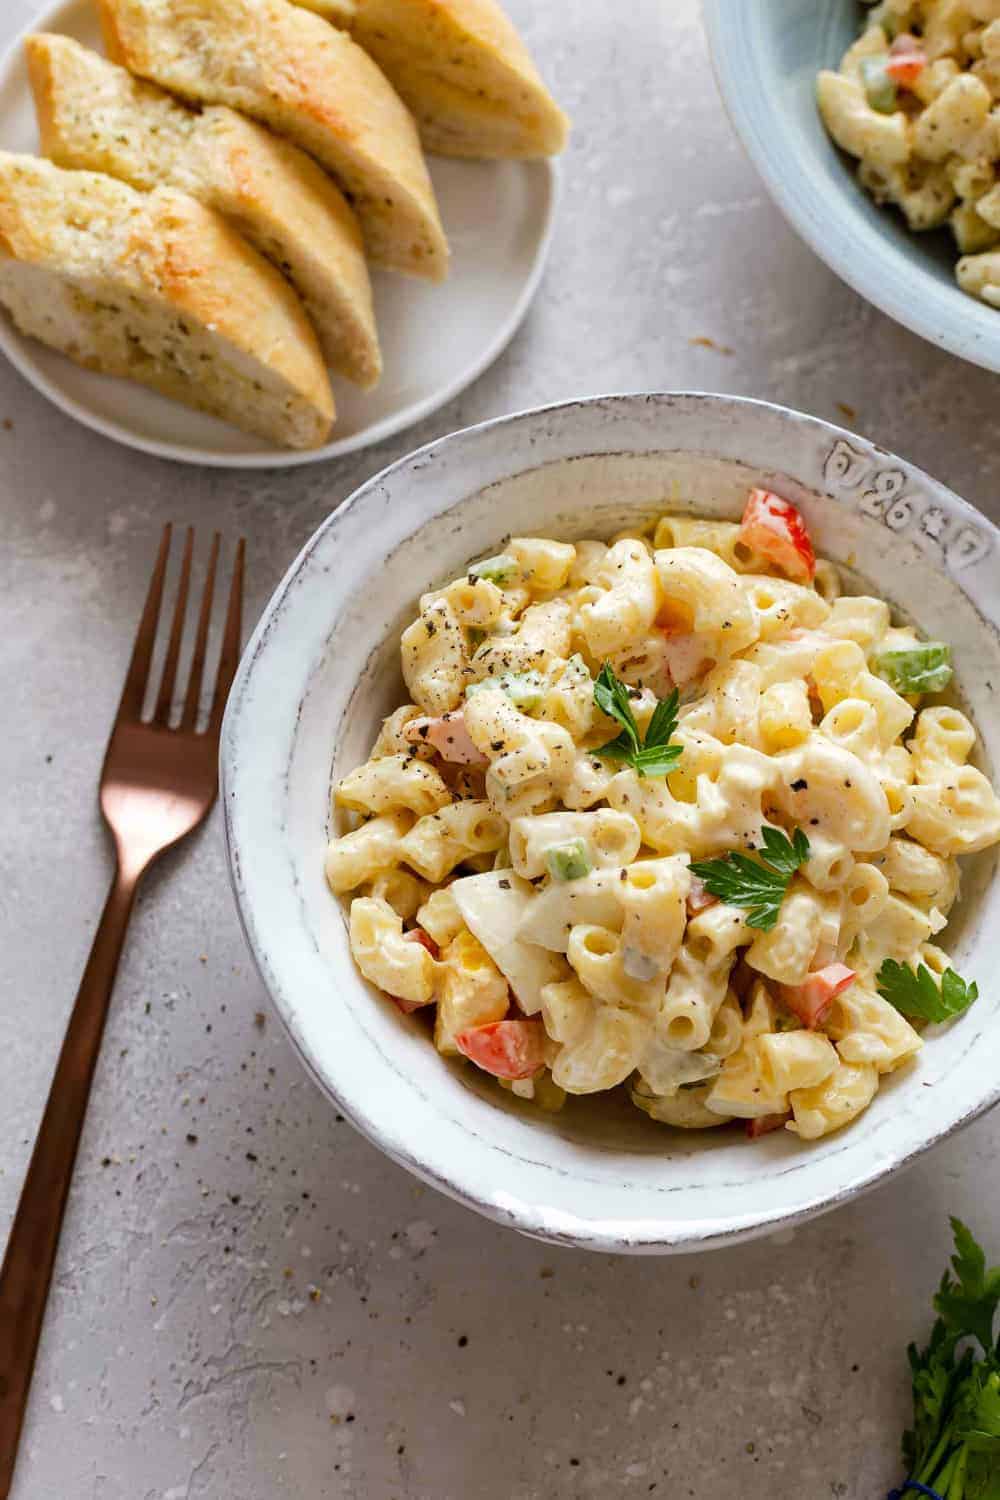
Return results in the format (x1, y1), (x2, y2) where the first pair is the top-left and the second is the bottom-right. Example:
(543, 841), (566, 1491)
(702, 0), (1000, 371)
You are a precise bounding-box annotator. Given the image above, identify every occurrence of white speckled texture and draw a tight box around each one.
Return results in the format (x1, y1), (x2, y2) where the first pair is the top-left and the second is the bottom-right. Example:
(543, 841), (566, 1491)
(2, 0), (1000, 1495)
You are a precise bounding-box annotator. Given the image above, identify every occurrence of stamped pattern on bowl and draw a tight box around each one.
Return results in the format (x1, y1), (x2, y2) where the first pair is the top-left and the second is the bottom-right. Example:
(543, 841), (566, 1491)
(823, 439), (991, 572)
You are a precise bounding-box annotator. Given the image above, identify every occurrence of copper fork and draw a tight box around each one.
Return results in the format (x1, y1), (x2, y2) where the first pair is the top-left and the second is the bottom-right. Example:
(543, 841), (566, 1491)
(0, 525), (245, 1499)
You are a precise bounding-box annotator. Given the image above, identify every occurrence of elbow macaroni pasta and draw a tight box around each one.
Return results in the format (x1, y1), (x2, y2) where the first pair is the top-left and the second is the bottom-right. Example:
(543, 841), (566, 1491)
(542, 978), (650, 1095)
(397, 801), (506, 883)
(324, 509), (999, 1146)
(508, 808), (642, 879)
(577, 539), (660, 660)
(401, 596), (469, 715)
(349, 897), (437, 1007)
(336, 753), (451, 817)
(818, 3), (1000, 306)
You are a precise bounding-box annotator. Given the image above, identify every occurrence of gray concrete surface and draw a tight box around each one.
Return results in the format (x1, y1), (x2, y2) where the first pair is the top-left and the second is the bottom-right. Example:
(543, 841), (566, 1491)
(2, 1), (998, 1496)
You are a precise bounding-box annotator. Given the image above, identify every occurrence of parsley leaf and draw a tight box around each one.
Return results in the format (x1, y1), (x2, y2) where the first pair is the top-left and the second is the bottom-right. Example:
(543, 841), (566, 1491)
(877, 960), (979, 1024)
(961, 1374), (1000, 1500)
(592, 729), (638, 763)
(592, 662), (683, 779)
(962, 1368), (1000, 1447)
(759, 824), (810, 876)
(897, 1221), (1000, 1499)
(935, 1218), (1000, 1357)
(904, 1329), (954, 1472)
(632, 741), (684, 776)
(904, 1326), (970, 1479)
(689, 827), (811, 932)
(593, 661), (640, 753)
(645, 692), (681, 751)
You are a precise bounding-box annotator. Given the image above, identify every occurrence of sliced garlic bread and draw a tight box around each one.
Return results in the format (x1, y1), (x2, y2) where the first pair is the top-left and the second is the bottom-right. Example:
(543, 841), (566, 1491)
(350, 0), (569, 159)
(0, 154), (334, 449)
(97, 0), (449, 281)
(26, 33), (381, 387)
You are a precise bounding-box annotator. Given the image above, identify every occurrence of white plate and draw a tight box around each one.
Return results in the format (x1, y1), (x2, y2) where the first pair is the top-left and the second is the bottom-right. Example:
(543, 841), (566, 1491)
(0, 0), (559, 467)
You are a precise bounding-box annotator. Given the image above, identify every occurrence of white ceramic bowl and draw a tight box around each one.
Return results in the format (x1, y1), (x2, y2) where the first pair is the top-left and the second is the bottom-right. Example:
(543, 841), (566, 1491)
(702, 0), (1000, 373)
(221, 393), (1000, 1253)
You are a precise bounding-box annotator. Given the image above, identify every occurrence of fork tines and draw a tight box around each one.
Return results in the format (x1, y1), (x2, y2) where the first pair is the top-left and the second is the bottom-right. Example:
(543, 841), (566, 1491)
(119, 524), (245, 733)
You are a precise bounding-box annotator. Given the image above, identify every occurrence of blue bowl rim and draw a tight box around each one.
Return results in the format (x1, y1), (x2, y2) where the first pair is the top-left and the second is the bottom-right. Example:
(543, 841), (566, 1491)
(701, 0), (1000, 374)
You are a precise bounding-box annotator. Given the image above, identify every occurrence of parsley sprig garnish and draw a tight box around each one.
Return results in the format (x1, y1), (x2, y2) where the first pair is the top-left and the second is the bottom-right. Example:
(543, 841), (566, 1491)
(592, 662), (683, 778)
(898, 1219), (1000, 1498)
(689, 827), (811, 932)
(877, 960), (979, 1024)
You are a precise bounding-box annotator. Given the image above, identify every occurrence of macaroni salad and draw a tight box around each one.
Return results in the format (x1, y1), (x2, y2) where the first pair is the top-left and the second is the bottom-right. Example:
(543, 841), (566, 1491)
(818, 0), (1000, 306)
(325, 490), (1000, 1142)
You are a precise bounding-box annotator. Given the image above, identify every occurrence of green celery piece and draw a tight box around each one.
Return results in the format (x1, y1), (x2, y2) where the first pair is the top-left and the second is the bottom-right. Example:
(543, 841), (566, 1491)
(874, 642), (953, 695)
(545, 839), (592, 882)
(468, 552), (518, 586)
(861, 54), (899, 113)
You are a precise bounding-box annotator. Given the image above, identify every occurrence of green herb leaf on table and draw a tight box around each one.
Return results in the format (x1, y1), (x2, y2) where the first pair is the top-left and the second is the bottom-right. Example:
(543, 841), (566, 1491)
(689, 827), (810, 933)
(935, 1218), (1000, 1358)
(962, 1369), (1000, 1447)
(897, 1220), (1000, 1500)
(592, 662), (683, 779)
(877, 960), (979, 1024)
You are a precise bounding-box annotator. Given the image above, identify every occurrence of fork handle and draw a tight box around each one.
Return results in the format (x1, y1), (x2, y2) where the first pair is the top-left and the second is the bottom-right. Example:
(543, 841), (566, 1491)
(0, 866), (139, 1499)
